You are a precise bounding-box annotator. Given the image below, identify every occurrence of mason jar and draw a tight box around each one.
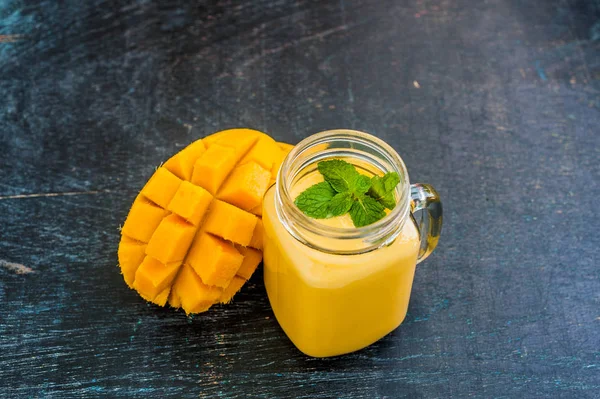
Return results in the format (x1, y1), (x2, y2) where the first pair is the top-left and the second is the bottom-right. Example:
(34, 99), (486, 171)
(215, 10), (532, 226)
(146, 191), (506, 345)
(262, 129), (442, 357)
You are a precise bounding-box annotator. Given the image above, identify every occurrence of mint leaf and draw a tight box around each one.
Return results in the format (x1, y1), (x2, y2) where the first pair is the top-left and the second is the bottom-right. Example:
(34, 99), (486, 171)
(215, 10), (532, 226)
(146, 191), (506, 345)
(328, 192), (354, 217)
(295, 160), (394, 227)
(318, 160), (361, 193)
(382, 172), (400, 192)
(318, 159), (373, 197)
(349, 195), (386, 227)
(379, 194), (396, 210)
(355, 174), (372, 194)
(294, 181), (336, 218)
(368, 172), (400, 210)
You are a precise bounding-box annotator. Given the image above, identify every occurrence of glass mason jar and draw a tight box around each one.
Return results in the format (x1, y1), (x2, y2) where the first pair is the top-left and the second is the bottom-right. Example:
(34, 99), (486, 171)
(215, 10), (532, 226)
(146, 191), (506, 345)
(262, 130), (442, 357)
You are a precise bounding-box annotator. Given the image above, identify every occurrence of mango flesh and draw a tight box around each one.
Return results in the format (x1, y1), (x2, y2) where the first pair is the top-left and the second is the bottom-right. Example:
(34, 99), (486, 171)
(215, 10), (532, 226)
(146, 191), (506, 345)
(186, 233), (244, 288)
(203, 200), (258, 247)
(118, 128), (293, 314)
(121, 196), (167, 243)
(133, 256), (181, 301)
(140, 167), (182, 208)
(235, 246), (262, 280)
(191, 144), (237, 195)
(117, 236), (146, 288)
(218, 162), (272, 211)
(163, 139), (207, 181)
(167, 181), (213, 226)
(145, 214), (197, 264)
(248, 219), (264, 250)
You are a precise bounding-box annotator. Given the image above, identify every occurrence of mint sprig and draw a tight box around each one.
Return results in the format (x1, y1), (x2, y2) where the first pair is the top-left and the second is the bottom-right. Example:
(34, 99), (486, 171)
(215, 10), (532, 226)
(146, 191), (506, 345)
(368, 172), (400, 210)
(328, 192), (354, 217)
(294, 159), (400, 227)
(294, 181), (336, 218)
(349, 195), (386, 227)
(317, 160), (360, 193)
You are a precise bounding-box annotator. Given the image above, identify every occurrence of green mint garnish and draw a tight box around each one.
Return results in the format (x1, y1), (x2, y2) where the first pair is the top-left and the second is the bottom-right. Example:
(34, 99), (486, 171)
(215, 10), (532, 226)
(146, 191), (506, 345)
(349, 195), (386, 227)
(294, 181), (337, 218)
(294, 159), (400, 227)
(327, 192), (354, 217)
(367, 172), (400, 210)
(318, 160), (365, 194)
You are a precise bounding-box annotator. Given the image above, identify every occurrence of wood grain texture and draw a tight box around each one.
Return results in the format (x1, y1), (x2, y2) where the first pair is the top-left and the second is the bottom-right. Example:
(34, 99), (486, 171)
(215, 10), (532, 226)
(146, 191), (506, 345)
(1, 0), (599, 397)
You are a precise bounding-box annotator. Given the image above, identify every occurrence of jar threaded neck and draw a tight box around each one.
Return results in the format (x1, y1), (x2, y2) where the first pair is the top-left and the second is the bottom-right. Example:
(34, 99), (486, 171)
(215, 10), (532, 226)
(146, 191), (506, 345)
(275, 130), (411, 255)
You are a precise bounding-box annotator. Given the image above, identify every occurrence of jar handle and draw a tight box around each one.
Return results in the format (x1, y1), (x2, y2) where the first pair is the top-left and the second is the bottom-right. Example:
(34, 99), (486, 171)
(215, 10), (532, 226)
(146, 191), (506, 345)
(410, 183), (443, 263)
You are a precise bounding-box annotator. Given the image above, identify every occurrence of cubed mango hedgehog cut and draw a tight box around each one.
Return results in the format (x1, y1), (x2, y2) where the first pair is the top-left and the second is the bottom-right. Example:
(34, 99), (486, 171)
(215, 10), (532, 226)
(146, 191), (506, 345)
(187, 233), (244, 288)
(235, 246), (262, 280)
(239, 135), (281, 171)
(191, 144), (237, 195)
(141, 167), (182, 208)
(117, 128), (293, 313)
(146, 214), (197, 264)
(249, 219), (264, 250)
(248, 204), (262, 216)
(164, 139), (206, 180)
(203, 200), (258, 246)
(121, 196), (167, 243)
(167, 181), (213, 226)
(133, 256), (182, 302)
(169, 264), (222, 314)
(278, 142), (295, 154)
(118, 236), (147, 288)
(217, 161), (271, 211)
(219, 276), (247, 304)
(203, 128), (260, 148)
(152, 287), (171, 307)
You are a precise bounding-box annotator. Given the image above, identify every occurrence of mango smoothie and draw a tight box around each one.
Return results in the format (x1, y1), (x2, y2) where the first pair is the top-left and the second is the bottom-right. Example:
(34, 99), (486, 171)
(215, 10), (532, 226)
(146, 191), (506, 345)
(262, 167), (421, 357)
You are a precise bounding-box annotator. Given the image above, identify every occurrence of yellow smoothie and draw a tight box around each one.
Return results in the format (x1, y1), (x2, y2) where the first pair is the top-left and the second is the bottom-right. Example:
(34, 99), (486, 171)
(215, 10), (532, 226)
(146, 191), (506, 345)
(262, 169), (421, 357)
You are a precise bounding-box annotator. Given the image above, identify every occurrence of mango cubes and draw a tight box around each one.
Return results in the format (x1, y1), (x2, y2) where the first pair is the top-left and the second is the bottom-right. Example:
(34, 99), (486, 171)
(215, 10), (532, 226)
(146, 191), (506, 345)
(187, 233), (244, 288)
(203, 200), (258, 246)
(218, 162), (272, 211)
(118, 128), (293, 314)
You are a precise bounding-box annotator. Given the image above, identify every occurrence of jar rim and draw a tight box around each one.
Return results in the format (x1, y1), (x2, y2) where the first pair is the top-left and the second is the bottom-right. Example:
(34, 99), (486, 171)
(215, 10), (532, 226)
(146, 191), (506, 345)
(275, 129), (411, 254)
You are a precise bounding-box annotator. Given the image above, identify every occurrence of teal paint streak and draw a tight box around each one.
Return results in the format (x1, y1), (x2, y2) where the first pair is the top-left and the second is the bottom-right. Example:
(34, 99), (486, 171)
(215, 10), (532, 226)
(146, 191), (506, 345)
(535, 61), (548, 81)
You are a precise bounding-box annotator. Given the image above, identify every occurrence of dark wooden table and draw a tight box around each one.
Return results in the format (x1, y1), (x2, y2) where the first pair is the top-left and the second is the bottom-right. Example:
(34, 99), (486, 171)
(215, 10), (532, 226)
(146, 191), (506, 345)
(1, 1), (599, 397)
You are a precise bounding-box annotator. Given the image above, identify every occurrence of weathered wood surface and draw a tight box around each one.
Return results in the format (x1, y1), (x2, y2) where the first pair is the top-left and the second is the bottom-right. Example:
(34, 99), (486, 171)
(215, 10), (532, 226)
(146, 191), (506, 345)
(1, 0), (599, 397)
